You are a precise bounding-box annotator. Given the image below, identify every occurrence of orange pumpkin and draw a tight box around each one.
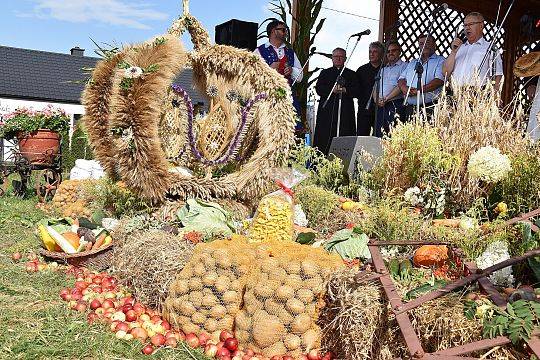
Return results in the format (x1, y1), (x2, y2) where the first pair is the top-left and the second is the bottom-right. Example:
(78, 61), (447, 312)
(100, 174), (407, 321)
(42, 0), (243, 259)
(413, 245), (449, 267)
(61, 231), (80, 249)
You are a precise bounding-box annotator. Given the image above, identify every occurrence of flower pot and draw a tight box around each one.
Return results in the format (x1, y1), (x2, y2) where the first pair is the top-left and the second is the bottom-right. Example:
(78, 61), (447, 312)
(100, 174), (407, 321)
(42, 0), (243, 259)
(17, 129), (60, 165)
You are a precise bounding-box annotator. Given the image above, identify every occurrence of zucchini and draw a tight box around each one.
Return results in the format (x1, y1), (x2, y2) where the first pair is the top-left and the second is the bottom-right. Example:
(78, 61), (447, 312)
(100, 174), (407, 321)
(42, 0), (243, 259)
(389, 258), (400, 278)
(404, 279), (447, 301)
(399, 259), (413, 281)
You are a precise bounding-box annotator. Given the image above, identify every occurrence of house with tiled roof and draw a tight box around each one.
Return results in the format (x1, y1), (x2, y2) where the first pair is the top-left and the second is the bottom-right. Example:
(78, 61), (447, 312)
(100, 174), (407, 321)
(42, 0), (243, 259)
(0, 44), (207, 127)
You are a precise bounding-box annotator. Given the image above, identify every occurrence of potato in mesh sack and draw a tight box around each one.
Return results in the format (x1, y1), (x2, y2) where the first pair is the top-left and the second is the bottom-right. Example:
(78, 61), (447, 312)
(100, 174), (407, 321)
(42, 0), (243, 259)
(52, 179), (95, 218)
(163, 237), (260, 338)
(236, 241), (343, 357)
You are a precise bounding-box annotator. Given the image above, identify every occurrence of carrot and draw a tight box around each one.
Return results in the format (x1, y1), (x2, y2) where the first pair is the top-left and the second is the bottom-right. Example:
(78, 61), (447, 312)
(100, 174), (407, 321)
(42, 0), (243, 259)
(92, 233), (106, 250)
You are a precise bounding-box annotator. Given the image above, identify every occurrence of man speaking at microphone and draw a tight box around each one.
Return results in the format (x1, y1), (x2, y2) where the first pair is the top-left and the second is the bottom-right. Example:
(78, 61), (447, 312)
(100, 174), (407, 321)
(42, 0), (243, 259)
(313, 48), (360, 155)
(443, 12), (503, 90)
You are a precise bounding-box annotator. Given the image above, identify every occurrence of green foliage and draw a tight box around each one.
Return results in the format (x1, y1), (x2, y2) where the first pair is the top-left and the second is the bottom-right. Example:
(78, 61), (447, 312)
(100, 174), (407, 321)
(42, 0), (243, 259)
(491, 150), (540, 218)
(84, 179), (153, 218)
(356, 197), (424, 243)
(482, 300), (540, 344)
(63, 123), (94, 173)
(295, 185), (337, 228)
(0, 106), (70, 140)
(371, 121), (458, 192)
(288, 142), (347, 193)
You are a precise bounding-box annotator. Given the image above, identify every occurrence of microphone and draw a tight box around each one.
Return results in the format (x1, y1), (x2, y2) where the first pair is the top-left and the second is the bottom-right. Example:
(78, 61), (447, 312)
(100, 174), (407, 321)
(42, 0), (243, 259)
(433, 3), (448, 13)
(350, 29), (371, 37)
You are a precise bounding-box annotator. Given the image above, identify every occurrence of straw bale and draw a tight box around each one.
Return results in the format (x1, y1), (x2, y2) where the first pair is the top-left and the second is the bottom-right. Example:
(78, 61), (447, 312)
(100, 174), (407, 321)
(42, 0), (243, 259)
(318, 269), (387, 360)
(111, 228), (195, 310)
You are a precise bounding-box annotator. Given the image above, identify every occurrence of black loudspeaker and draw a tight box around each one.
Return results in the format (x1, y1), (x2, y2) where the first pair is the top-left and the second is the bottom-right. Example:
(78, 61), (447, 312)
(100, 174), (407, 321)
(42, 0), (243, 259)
(328, 136), (383, 177)
(215, 19), (258, 51)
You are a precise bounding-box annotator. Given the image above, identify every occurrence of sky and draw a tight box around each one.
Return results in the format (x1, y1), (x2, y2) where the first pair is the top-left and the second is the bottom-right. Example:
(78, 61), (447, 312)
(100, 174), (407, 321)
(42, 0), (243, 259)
(0, 0), (381, 73)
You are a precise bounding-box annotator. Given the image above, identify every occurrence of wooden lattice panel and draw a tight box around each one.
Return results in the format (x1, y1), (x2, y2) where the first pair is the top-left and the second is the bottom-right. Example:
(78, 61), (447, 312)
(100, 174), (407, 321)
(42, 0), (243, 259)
(514, 40), (540, 111)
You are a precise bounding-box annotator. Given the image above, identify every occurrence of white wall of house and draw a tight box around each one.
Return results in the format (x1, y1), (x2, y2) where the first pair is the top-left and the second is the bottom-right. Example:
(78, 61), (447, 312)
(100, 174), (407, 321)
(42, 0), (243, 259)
(0, 97), (85, 161)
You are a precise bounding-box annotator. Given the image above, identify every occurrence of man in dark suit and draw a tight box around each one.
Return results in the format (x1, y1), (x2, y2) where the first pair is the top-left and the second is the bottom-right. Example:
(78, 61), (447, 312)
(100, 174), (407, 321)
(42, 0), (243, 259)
(313, 48), (360, 155)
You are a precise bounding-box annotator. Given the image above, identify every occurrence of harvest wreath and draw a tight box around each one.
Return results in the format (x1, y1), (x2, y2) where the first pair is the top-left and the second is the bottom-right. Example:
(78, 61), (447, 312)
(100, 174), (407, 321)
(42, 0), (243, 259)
(82, 13), (297, 204)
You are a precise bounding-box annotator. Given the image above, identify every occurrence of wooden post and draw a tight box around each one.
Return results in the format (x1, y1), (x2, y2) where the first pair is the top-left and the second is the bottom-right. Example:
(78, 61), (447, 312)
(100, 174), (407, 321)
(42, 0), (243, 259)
(379, 0), (400, 42)
(290, 0), (299, 45)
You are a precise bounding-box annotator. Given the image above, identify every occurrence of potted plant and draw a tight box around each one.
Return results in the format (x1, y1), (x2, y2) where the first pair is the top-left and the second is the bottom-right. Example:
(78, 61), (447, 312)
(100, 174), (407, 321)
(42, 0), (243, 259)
(0, 106), (69, 164)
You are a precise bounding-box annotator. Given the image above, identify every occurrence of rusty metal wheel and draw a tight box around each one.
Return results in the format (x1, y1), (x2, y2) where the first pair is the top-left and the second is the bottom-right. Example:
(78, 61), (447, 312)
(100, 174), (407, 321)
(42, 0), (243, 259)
(36, 169), (61, 202)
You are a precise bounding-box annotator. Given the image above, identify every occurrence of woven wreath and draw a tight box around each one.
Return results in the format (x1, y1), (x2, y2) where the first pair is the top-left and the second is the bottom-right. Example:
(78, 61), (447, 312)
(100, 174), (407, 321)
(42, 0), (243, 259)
(82, 13), (297, 204)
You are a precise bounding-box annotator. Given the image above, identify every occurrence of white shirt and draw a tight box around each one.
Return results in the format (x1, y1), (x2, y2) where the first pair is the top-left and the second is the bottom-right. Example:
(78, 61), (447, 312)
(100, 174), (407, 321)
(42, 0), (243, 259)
(253, 42), (303, 83)
(452, 37), (503, 86)
(399, 54), (445, 105)
(379, 59), (408, 99)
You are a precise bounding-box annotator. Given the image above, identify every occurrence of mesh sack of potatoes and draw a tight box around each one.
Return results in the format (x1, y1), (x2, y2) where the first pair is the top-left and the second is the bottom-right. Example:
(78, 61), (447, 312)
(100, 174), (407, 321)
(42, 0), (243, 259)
(52, 179), (95, 218)
(235, 241), (343, 357)
(163, 237), (262, 340)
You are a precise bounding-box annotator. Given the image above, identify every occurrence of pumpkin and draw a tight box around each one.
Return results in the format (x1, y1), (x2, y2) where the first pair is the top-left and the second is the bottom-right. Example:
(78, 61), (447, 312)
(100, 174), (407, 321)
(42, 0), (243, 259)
(413, 245), (448, 267)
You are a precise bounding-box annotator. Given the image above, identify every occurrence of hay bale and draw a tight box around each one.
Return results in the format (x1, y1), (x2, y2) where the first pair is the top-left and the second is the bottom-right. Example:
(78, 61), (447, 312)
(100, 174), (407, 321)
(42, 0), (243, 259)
(377, 294), (528, 359)
(111, 228), (195, 309)
(318, 269), (387, 359)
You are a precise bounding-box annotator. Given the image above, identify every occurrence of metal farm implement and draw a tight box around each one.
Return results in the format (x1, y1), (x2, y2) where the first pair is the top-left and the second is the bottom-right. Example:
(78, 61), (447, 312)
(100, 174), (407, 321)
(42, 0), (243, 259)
(0, 137), (62, 201)
(355, 209), (540, 360)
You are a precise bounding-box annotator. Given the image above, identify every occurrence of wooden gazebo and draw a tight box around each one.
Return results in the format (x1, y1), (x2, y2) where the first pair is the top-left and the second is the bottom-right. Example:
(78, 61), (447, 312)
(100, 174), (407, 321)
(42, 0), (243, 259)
(379, 0), (540, 106)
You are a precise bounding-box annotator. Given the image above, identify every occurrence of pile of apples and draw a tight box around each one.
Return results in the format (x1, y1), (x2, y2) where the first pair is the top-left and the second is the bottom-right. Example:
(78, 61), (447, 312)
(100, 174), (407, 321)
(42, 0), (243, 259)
(57, 266), (333, 359)
(12, 251), (60, 273)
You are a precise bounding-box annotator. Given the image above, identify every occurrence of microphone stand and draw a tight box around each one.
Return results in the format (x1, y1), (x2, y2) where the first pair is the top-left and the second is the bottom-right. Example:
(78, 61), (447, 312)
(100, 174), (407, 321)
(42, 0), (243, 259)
(336, 77), (344, 137)
(403, 6), (443, 120)
(367, 23), (399, 134)
(479, 0), (515, 86)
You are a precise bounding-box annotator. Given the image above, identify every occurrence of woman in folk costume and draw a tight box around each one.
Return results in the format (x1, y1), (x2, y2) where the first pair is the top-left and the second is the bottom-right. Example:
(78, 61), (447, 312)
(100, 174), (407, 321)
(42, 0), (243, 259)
(514, 50), (540, 142)
(253, 20), (303, 123)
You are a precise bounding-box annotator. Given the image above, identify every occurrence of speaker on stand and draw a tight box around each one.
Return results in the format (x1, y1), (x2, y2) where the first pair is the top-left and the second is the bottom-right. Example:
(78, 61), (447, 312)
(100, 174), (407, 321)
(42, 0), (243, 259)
(215, 19), (258, 51)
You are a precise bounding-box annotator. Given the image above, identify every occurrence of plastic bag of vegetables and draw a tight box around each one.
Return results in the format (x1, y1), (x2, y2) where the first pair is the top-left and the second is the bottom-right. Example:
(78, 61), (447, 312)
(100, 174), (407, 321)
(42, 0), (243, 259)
(249, 168), (308, 243)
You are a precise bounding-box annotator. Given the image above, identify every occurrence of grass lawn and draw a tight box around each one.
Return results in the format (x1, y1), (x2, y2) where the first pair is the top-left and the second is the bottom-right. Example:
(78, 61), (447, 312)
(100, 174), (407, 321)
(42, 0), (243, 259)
(0, 195), (210, 360)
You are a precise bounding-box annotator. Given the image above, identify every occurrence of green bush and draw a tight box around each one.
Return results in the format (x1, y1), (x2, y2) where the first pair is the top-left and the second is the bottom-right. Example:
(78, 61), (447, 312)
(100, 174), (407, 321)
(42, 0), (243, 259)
(295, 185), (338, 228)
(63, 124), (93, 172)
(491, 150), (540, 218)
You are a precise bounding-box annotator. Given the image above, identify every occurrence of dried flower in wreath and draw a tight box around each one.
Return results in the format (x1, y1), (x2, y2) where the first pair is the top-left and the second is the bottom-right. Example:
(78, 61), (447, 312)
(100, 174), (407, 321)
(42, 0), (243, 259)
(118, 62), (160, 90)
(274, 87), (287, 99)
(225, 89), (239, 102)
(206, 85), (219, 98)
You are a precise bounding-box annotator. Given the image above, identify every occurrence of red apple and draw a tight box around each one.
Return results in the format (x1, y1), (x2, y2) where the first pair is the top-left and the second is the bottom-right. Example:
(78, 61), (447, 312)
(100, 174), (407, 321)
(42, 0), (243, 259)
(161, 320), (171, 330)
(150, 333), (166, 346)
(121, 296), (134, 306)
(11, 252), (22, 262)
(224, 338), (239, 352)
(185, 333), (200, 348)
(90, 299), (102, 310)
(133, 303), (145, 315)
(59, 288), (70, 300)
(220, 330), (234, 342)
(205, 344), (219, 357)
(125, 309), (138, 322)
(270, 356), (281, 360)
(217, 347), (231, 358)
(282, 356), (294, 360)
(87, 312), (98, 324)
(74, 301), (87, 312)
(115, 322), (130, 333)
(102, 299), (115, 310)
(298, 356), (309, 360)
(75, 281), (88, 290)
(130, 327), (148, 342)
(307, 350), (320, 360)
(245, 349), (255, 356)
(151, 315), (162, 324)
(95, 307), (105, 316)
(142, 344), (154, 355)
(199, 332), (211, 346)
(165, 337), (177, 348)
(321, 351), (334, 360)
(242, 356), (253, 360)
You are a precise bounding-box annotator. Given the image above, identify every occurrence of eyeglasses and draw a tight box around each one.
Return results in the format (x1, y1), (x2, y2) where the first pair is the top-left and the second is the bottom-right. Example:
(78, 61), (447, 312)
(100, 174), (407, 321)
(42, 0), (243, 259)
(463, 21), (482, 28)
